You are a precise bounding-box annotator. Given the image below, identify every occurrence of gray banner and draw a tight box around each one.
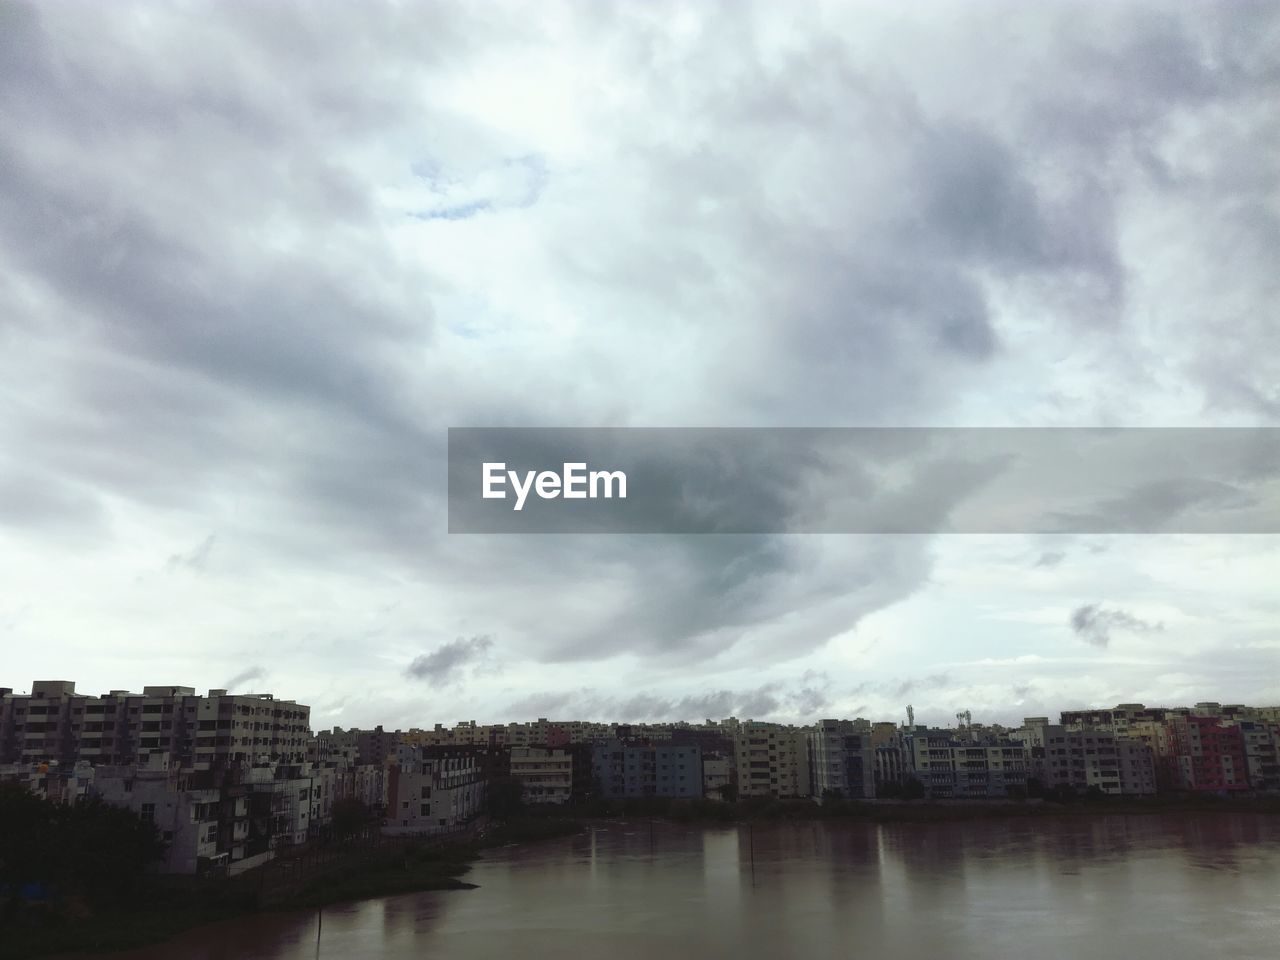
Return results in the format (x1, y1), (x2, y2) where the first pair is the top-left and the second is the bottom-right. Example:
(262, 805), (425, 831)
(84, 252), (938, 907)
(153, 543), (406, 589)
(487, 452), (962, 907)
(447, 428), (1280, 534)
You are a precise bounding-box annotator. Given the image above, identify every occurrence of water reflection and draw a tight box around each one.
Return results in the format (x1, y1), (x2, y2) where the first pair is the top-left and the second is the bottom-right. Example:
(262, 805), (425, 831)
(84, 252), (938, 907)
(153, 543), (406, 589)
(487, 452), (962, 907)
(62, 814), (1280, 960)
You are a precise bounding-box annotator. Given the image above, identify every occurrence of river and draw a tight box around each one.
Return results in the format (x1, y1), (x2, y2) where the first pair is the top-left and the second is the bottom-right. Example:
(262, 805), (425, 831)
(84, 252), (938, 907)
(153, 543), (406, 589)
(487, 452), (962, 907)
(85, 814), (1280, 959)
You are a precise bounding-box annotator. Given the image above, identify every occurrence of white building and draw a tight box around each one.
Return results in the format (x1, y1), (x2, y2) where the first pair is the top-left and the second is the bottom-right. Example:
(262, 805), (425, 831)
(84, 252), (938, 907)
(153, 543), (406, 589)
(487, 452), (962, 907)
(385, 745), (487, 834)
(702, 755), (732, 799)
(0, 681), (311, 770)
(510, 746), (574, 804)
(93, 767), (223, 875)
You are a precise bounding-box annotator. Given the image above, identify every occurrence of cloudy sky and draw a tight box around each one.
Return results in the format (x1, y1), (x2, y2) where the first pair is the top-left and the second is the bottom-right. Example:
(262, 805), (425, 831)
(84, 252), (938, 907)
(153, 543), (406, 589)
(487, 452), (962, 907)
(2, 0), (1277, 731)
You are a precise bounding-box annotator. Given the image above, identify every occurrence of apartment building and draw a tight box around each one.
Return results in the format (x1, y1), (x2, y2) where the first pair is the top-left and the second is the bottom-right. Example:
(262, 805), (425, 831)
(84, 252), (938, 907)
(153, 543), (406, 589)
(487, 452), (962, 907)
(1059, 703), (1191, 736)
(241, 765), (336, 848)
(1165, 715), (1249, 792)
(591, 740), (703, 799)
(1017, 720), (1156, 795)
(509, 746), (575, 804)
(1, 681), (310, 770)
(93, 767), (223, 874)
(874, 745), (906, 792)
(86, 758), (320, 875)
(0, 681), (88, 764)
(417, 744), (511, 787)
(308, 727), (361, 765)
(702, 754), (732, 799)
(385, 745), (487, 835)
(1234, 720), (1280, 791)
(903, 728), (1029, 799)
(734, 724), (810, 799)
(808, 719), (875, 800)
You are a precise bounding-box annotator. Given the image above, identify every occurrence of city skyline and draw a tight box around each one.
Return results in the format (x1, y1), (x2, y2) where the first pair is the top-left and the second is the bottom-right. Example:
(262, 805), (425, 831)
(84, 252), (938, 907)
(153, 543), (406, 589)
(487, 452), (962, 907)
(4, 676), (1276, 734)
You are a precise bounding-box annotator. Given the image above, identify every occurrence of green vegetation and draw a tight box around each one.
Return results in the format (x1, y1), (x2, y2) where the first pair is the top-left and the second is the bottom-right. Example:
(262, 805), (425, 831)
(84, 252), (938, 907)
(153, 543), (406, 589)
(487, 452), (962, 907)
(329, 797), (378, 839)
(0, 783), (167, 917)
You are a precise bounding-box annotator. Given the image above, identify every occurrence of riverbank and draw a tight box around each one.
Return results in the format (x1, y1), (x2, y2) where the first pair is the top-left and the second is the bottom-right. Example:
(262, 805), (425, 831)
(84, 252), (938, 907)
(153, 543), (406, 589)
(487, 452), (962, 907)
(533, 792), (1280, 826)
(1, 819), (584, 960)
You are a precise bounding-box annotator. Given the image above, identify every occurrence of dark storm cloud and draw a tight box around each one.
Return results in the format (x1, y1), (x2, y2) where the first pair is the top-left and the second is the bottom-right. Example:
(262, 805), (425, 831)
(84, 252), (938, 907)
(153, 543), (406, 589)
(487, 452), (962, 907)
(1069, 604), (1164, 648)
(892, 674), (951, 700)
(503, 679), (837, 723)
(406, 635), (495, 686)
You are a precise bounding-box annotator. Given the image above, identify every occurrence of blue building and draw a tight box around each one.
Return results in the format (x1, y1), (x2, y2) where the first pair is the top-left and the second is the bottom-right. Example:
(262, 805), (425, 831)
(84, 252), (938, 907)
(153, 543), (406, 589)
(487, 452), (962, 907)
(591, 740), (703, 799)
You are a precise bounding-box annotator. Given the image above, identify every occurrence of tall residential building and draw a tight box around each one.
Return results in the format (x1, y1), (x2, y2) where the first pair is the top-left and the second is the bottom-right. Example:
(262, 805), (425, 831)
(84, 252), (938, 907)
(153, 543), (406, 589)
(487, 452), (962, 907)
(1234, 720), (1280, 791)
(0, 681), (87, 764)
(734, 724), (810, 799)
(385, 745), (487, 835)
(0, 681), (310, 770)
(1059, 703), (1189, 735)
(1017, 719), (1156, 795)
(702, 755), (732, 799)
(591, 739), (703, 799)
(903, 728), (1029, 799)
(807, 719), (875, 800)
(510, 746), (575, 804)
(1165, 715), (1249, 792)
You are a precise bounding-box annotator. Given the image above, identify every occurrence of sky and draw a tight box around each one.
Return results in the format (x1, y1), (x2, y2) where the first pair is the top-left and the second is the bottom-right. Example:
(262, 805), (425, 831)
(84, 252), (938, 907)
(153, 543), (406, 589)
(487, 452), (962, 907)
(1, 0), (1277, 732)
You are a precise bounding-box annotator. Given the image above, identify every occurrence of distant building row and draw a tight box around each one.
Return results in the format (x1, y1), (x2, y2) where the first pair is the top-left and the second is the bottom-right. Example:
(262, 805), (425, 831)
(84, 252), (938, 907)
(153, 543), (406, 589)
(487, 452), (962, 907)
(4, 680), (1280, 877)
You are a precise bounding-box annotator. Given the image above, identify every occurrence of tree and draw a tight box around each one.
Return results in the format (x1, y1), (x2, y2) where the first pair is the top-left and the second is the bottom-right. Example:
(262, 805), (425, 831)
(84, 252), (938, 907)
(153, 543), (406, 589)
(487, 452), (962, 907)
(0, 785), (165, 913)
(900, 777), (926, 800)
(487, 776), (525, 818)
(331, 798), (374, 838)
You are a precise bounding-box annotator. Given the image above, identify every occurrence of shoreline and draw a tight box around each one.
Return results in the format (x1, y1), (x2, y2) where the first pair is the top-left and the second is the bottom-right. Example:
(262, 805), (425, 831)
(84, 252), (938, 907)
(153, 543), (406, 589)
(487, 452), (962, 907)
(540, 792), (1280, 826)
(11, 799), (1277, 959)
